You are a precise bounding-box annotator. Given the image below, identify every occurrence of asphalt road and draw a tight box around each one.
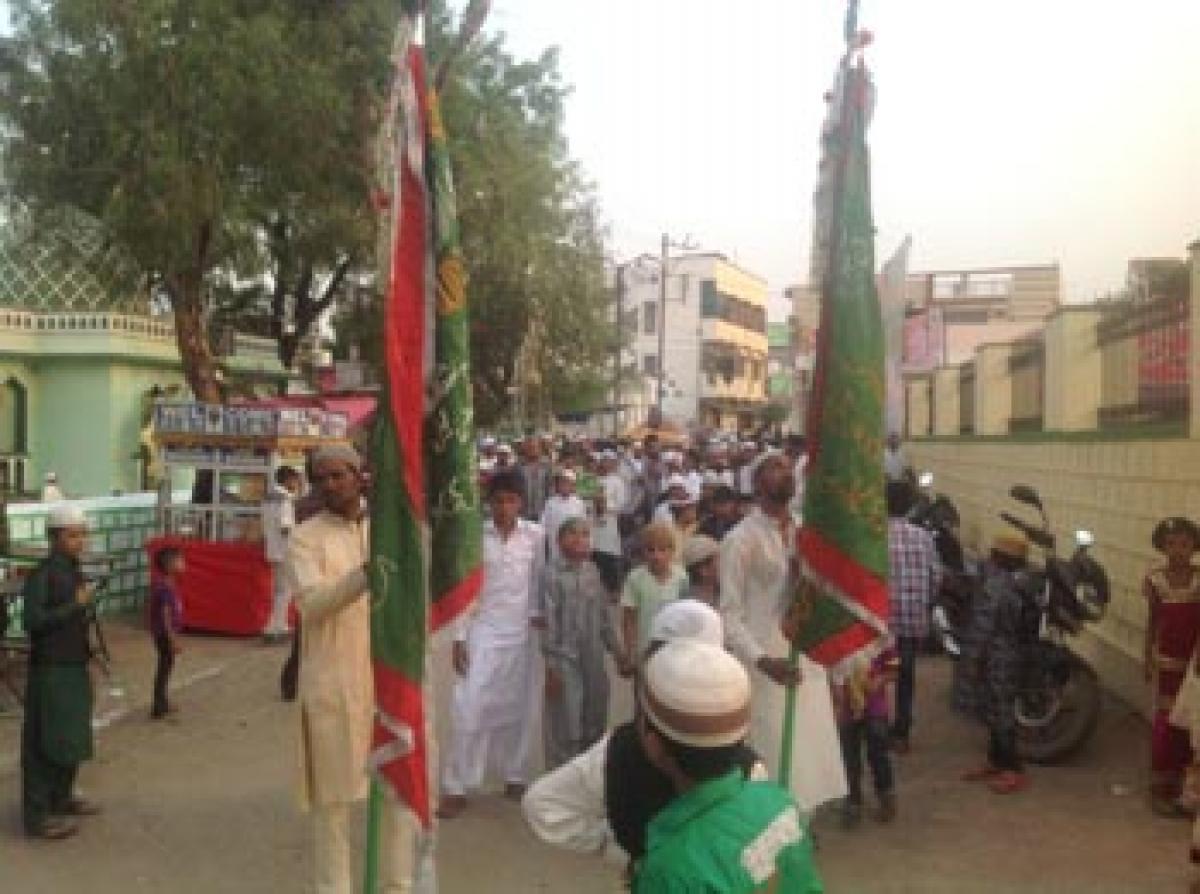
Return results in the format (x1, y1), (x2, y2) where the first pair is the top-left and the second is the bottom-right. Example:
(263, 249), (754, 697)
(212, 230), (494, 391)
(1, 622), (1196, 893)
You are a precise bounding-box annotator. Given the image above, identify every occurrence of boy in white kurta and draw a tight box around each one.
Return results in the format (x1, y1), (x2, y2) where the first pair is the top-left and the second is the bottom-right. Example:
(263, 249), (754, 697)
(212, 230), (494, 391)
(440, 472), (544, 818)
(720, 452), (847, 813)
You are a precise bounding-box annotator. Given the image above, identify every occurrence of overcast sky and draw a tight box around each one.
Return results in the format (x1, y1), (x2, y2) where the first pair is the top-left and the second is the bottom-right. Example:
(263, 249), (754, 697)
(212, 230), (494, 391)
(488, 0), (1200, 312)
(3, 2), (1196, 313)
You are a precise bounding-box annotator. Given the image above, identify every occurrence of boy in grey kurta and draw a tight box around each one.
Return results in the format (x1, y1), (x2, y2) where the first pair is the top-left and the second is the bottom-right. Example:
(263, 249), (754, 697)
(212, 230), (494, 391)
(541, 518), (632, 769)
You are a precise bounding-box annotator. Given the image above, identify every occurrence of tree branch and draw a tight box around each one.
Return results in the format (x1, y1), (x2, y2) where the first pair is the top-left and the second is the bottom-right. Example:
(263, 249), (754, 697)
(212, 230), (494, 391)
(434, 0), (491, 92)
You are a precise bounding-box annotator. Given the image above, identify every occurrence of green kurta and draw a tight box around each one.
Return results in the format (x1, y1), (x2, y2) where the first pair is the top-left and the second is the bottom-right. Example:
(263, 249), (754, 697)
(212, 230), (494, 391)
(21, 551), (94, 832)
(634, 769), (823, 894)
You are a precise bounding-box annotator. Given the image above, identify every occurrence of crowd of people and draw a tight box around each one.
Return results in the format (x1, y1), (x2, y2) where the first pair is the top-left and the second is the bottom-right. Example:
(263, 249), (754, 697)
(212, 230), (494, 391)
(15, 428), (1200, 890)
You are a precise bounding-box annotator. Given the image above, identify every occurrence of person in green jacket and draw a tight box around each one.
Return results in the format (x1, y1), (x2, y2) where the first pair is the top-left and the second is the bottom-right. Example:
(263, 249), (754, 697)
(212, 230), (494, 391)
(633, 639), (823, 893)
(21, 504), (100, 840)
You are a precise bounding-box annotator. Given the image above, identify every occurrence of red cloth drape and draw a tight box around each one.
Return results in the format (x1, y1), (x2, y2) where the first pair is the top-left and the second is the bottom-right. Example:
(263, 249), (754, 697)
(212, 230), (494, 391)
(146, 537), (273, 636)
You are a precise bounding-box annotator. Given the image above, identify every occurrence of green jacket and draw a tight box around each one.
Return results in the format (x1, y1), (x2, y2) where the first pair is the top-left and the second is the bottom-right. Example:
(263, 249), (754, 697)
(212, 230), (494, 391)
(634, 769), (823, 894)
(23, 552), (90, 665)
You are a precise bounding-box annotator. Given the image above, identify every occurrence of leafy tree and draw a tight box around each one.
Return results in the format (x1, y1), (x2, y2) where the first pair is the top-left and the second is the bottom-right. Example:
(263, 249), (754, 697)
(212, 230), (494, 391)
(426, 9), (612, 427)
(0, 0), (393, 399)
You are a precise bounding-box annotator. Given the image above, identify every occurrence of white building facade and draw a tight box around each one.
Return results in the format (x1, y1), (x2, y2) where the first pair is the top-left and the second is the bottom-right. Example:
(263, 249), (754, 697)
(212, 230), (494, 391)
(622, 253), (769, 433)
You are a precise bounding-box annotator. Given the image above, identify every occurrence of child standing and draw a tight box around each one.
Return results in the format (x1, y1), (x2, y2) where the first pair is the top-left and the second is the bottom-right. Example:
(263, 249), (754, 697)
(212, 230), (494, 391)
(681, 535), (721, 608)
(149, 547), (185, 719)
(541, 518), (630, 769)
(1144, 516), (1200, 815)
(834, 642), (900, 826)
(620, 521), (688, 665)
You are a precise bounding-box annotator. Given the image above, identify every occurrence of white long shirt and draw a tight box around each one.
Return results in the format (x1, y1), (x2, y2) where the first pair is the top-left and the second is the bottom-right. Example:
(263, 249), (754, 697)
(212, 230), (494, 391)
(262, 485), (296, 564)
(591, 474), (626, 557)
(456, 519), (544, 646)
(540, 494), (587, 564)
(719, 507), (847, 811)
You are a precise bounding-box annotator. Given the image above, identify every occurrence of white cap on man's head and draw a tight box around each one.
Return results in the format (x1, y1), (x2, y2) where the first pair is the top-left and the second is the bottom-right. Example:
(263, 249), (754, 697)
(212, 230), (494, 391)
(47, 504), (88, 530)
(554, 468), (577, 483)
(641, 640), (750, 748)
(648, 599), (724, 648)
(45, 471), (58, 482)
(665, 473), (688, 490)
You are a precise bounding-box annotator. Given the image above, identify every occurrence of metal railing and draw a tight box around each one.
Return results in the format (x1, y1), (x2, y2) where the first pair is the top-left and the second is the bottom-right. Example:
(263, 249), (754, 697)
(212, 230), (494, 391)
(1008, 339), (1044, 432)
(1098, 296), (1189, 427)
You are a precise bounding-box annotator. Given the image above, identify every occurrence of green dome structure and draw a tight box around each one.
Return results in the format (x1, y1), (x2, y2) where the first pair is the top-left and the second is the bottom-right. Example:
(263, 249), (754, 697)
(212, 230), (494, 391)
(0, 212), (150, 314)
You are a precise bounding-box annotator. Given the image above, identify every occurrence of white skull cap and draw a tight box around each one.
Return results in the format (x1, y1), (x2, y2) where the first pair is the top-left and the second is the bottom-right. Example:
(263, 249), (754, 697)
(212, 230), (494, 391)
(648, 599), (723, 648)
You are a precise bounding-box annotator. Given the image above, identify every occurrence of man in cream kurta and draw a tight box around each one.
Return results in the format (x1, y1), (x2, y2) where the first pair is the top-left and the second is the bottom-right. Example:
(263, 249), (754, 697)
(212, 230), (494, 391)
(719, 453), (847, 813)
(288, 447), (415, 894)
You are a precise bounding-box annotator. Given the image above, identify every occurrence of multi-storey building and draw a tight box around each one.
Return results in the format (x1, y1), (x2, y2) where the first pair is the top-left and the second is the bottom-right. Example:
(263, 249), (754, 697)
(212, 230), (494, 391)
(621, 252), (768, 433)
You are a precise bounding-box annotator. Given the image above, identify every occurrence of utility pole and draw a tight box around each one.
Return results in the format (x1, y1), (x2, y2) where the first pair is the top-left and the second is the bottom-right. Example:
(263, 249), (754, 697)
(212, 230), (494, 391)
(656, 233), (699, 426)
(613, 264), (626, 437)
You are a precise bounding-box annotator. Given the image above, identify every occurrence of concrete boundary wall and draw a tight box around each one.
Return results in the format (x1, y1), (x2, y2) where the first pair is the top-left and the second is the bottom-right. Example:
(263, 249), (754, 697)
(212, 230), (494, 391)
(909, 438), (1200, 714)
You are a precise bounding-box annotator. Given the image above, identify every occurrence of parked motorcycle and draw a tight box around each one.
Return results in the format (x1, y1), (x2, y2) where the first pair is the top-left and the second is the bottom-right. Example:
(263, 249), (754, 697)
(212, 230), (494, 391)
(996, 485), (1110, 763)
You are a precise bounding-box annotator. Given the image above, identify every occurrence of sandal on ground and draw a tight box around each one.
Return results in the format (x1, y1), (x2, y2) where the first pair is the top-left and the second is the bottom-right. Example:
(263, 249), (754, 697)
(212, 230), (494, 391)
(28, 817), (78, 840)
(988, 771), (1029, 795)
(961, 764), (999, 782)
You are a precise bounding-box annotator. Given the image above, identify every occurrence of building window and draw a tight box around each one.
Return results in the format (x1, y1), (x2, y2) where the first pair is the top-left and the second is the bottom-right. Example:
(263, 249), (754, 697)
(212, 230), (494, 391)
(643, 354), (659, 375)
(643, 301), (657, 335)
(0, 378), (28, 455)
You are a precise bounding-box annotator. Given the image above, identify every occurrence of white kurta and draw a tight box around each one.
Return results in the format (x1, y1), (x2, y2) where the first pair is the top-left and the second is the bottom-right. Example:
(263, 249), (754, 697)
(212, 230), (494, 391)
(443, 519), (545, 796)
(719, 508), (848, 812)
(540, 495), (586, 563)
(591, 474), (626, 557)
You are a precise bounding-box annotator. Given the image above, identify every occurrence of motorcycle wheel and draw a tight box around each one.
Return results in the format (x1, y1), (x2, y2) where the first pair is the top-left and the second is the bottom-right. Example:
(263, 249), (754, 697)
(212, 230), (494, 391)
(1015, 654), (1101, 765)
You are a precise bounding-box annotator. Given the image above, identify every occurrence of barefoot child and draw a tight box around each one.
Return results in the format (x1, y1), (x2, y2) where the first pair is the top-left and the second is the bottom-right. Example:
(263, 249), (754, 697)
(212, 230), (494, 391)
(1145, 517), (1200, 815)
(542, 518), (631, 769)
(149, 546), (185, 719)
(620, 521), (688, 668)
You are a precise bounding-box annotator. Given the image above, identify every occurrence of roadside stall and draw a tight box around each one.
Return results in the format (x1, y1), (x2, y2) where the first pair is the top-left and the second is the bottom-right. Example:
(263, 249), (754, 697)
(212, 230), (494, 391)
(146, 402), (350, 636)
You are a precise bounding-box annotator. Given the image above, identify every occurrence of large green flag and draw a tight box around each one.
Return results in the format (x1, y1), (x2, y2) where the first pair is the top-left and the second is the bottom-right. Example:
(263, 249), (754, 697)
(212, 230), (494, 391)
(367, 0), (481, 854)
(792, 5), (889, 673)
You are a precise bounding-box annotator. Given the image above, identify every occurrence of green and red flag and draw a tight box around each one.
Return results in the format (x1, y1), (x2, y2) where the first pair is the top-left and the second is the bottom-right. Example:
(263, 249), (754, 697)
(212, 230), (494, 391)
(792, 2), (889, 675)
(368, 0), (481, 858)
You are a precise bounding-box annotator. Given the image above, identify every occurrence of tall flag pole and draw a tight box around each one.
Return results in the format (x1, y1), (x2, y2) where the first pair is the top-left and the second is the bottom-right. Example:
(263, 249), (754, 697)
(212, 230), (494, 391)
(781, 0), (889, 784)
(366, 1), (483, 890)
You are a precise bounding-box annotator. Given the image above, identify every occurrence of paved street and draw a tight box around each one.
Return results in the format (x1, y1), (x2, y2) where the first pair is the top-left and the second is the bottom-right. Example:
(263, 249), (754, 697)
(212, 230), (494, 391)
(1, 621), (1196, 893)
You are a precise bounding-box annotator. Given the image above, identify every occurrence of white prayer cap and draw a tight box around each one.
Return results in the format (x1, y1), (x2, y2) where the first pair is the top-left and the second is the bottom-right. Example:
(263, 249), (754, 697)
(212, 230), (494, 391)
(702, 470), (724, 487)
(313, 444), (363, 471)
(681, 535), (720, 569)
(642, 641), (750, 748)
(497, 443), (514, 455)
(47, 504), (88, 530)
(649, 599), (724, 647)
(480, 436), (497, 449)
(554, 468), (577, 483)
(45, 471), (58, 482)
(665, 473), (688, 491)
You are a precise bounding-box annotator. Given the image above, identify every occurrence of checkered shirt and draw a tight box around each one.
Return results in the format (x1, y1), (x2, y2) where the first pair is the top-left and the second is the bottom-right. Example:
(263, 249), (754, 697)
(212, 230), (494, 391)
(888, 518), (942, 637)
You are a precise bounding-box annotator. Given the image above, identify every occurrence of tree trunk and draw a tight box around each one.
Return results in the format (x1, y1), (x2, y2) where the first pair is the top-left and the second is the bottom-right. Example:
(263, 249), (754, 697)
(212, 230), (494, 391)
(172, 280), (222, 404)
